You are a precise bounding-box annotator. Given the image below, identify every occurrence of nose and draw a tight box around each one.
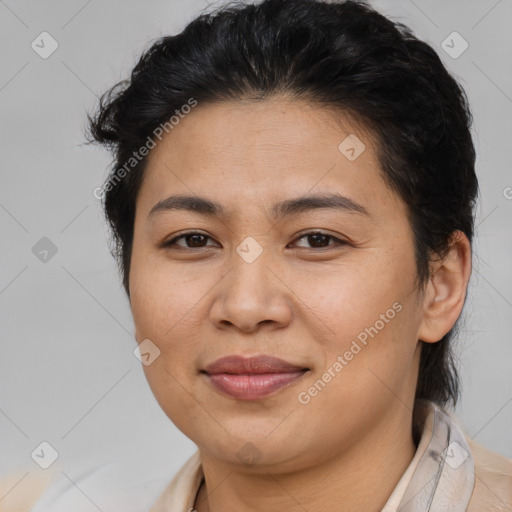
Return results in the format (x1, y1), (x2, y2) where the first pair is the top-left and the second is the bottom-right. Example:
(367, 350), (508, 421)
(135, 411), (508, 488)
(209, 248), (292, 334)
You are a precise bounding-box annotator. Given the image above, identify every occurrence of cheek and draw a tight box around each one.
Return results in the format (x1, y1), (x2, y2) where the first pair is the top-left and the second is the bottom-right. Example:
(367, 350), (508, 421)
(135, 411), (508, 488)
(130, 247), (205, 339)
(297, 302), (419, 431)
(142, 360), (201, 437)
(294, 254), (410, 339)
(311, 288), (414, 379)
(129, 258), (203, 413)
(130, 265), (204, 426)
(298, 247), (419, 387)
(131, 284), (205, 391)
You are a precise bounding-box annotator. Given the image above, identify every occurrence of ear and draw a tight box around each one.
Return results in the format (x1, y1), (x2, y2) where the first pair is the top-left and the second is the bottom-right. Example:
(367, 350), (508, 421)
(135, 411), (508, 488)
(417, 231), (472, 343)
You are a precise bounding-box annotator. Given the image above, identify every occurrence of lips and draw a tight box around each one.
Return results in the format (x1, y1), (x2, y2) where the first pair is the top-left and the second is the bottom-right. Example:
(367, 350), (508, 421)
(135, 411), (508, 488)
(202, 355), (309, 400)
(204, 355), (307, 375)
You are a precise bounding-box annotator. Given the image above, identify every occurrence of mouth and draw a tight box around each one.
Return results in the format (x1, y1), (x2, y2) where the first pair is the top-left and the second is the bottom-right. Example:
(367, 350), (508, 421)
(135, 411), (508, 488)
(201, 355), (310, 400)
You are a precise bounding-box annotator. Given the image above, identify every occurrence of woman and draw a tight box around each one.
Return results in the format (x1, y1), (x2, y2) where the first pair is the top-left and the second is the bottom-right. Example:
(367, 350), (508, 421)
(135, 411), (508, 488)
(87, 0), (510, 510)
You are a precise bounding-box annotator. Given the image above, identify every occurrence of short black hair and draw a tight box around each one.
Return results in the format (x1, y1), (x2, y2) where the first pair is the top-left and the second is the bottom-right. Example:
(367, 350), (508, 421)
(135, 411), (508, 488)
(88, 0), (478, 409)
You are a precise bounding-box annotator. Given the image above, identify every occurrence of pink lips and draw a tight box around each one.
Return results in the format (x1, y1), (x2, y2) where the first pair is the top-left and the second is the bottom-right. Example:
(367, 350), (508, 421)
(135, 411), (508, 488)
(202, 355), (309, 400)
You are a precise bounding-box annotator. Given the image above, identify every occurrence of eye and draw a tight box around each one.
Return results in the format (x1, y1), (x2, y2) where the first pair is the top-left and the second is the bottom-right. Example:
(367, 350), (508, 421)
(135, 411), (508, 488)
(163, 231), (218, 249)
(290, 231), (347, 250)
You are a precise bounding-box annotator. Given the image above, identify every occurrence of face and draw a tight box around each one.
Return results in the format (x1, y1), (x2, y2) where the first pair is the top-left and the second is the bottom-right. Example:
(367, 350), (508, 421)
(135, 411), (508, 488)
(129, 97), (425, 472)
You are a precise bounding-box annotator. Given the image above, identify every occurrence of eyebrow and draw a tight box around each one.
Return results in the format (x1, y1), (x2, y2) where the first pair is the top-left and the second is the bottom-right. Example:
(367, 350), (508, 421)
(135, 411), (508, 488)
(148, 192), (370, 220)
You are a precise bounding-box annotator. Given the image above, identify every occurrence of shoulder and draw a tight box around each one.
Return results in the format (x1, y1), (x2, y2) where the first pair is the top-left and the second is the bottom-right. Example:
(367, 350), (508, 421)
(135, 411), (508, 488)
(0, 469), (56, 511)
(1, 460), (171, 512)
(467, 438), (512, 511)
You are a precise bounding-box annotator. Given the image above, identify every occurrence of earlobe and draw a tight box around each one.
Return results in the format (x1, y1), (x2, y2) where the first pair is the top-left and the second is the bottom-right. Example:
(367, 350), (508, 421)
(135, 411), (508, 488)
(417, 231), (472, 343)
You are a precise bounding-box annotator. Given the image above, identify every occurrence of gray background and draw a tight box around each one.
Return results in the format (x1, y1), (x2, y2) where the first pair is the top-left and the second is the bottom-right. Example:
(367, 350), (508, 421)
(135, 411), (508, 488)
(1, 0), (511, 509)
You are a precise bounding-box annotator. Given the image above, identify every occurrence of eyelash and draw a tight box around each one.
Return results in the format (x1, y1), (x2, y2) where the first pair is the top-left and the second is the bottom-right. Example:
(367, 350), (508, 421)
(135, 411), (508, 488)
(162, 230), (348, 251)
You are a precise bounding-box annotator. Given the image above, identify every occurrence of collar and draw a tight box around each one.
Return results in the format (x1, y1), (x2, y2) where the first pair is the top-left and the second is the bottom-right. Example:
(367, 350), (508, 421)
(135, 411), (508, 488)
(391, 400), (475, 511)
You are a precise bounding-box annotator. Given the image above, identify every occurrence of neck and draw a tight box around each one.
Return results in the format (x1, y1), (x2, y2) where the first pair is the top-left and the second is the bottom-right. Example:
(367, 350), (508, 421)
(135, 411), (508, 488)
(194, 404), (419, 512)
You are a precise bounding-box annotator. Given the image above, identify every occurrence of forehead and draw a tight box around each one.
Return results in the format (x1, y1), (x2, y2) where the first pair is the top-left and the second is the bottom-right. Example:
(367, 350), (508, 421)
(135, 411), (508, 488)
(137, 97), (400, 219)
(148, 97), (374, 164)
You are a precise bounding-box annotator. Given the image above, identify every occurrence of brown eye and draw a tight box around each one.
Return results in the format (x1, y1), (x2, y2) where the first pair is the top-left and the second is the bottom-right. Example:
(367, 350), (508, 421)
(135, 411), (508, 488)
(291, 231), (346, 250)
(306, 233), (331, 248)
(164, 231), (217, 249)
(184, 234), (209, 247)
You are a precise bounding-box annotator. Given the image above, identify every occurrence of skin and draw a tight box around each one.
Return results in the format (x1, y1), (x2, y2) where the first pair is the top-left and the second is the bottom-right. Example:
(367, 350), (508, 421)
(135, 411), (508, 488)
(128, 97), (471, 512)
